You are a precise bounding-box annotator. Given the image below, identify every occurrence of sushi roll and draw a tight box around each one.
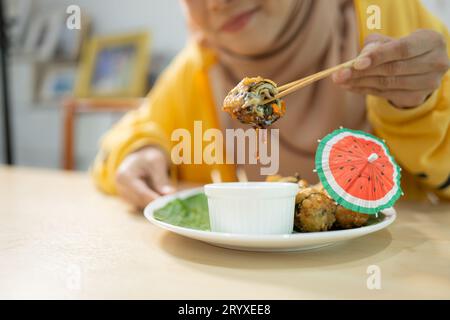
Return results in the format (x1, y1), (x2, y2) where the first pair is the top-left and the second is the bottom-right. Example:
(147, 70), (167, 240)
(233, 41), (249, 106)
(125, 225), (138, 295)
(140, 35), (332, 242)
(223, 77), (286, 128)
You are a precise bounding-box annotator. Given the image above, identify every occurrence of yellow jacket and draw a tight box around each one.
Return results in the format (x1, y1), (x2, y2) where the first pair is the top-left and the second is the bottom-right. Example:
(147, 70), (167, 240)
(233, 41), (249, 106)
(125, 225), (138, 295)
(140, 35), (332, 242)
(92, 0), (450, 200)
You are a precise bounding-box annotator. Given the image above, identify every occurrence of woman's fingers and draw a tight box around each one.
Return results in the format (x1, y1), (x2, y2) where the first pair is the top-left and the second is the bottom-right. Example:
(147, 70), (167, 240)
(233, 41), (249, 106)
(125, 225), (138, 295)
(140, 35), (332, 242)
(334, 34), (449, 85)
(349, 50), (447, 78)
(363, 33), (393, 46)
(353, 34), (392, 70)
(334, 34), (390, 82)
(148, 165), (175, 195)
(115, 147), (175, 209)
(141, 147), (175, 195)
(342, 72), (442, 91)
(334, 29), (449, 108)
(345, 87), (432, 108)
(356, 30), (445, 71)
(116, 172), (160, 209)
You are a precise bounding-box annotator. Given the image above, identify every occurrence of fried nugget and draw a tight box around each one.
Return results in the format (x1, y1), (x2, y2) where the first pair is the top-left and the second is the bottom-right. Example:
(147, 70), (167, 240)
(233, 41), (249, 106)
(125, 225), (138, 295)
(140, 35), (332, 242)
(295, 188), (336, 232)
(334, 206), (369, 229)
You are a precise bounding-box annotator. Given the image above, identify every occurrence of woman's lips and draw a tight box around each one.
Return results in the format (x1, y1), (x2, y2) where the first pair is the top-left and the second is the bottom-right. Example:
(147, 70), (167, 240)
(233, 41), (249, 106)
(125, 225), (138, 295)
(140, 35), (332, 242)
(220, 7), (260, 33)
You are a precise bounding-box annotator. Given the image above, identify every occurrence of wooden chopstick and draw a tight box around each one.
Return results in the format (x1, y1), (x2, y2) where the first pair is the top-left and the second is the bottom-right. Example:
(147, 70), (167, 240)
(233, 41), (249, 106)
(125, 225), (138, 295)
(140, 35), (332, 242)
(211, 168), (248, 183)
(264, 58), (357, 104)
(236, 167), (248, 182)
(210, 169), (222, 183)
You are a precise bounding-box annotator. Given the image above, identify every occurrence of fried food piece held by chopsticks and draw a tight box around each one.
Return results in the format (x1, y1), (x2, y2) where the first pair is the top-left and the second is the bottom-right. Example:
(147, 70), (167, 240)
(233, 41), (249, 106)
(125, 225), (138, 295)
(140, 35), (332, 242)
(223, 77), (286, 128)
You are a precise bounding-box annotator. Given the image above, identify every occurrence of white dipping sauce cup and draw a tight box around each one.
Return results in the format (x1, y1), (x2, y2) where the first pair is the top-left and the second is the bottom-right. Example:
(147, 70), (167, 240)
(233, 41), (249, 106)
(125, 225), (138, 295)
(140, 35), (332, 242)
(204, 182), (299, 235)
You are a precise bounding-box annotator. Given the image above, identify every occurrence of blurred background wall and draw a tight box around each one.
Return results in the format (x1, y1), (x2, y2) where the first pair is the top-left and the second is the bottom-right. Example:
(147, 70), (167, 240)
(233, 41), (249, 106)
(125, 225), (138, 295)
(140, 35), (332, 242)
(0, 0), (449, 171)
(422, 0), (450, 23)
(1, 0), (187, 170)
(37, 0), (187, 53)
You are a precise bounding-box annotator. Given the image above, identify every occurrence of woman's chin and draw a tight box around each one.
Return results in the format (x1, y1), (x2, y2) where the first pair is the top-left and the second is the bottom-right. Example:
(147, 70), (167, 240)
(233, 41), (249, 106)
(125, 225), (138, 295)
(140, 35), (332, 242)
(220, 39), (273, 56)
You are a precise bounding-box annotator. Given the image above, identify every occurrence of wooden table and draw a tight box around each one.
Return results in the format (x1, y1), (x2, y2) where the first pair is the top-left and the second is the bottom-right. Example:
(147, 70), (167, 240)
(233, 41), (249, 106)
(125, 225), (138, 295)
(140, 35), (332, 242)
(0, 167), (449, 299)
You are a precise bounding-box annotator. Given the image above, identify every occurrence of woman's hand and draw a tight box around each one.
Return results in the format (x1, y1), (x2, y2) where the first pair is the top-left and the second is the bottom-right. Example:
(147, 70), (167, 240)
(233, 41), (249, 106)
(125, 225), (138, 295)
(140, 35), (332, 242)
(115, 147), (175, 209)
(333, 30), (449, 108)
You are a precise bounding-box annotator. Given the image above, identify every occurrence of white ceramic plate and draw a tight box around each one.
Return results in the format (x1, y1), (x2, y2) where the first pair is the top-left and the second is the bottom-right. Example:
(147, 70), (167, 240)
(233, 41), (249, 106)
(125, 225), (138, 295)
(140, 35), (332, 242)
(144, 187), (396, 252)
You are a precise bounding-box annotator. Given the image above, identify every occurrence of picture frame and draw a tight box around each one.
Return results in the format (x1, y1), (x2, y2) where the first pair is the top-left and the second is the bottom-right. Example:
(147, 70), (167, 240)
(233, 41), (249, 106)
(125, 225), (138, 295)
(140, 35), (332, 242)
(75, 32), (150, 98)
(36, 62), (77, 104)
(22, 8), (65, 61)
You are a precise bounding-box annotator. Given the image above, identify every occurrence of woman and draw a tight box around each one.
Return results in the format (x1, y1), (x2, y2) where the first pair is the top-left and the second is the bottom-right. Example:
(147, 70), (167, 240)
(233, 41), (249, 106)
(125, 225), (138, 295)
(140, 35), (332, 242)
(93, 0), (450, 209)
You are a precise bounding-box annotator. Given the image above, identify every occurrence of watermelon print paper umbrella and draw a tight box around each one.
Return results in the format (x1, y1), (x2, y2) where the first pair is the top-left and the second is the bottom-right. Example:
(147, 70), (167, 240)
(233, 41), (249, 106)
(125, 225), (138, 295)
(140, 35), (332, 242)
(315, 128), (403, 214)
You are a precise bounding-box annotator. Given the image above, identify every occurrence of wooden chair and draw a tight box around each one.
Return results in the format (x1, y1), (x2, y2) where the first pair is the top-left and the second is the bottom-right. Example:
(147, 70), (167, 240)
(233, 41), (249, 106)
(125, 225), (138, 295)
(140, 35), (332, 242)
(62, 98), (146, 170)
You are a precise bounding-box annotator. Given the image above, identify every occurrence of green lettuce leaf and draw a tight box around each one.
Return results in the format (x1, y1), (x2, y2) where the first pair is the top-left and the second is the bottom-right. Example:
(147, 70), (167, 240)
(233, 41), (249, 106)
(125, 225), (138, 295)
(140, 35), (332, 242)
(153, 193), (210, 231)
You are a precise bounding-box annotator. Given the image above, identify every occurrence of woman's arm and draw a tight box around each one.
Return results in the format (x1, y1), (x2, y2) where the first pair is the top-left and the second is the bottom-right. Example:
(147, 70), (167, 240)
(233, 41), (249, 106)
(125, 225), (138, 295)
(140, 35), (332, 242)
(366, 73), (450, 199)
(91, 62), (181, 199)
